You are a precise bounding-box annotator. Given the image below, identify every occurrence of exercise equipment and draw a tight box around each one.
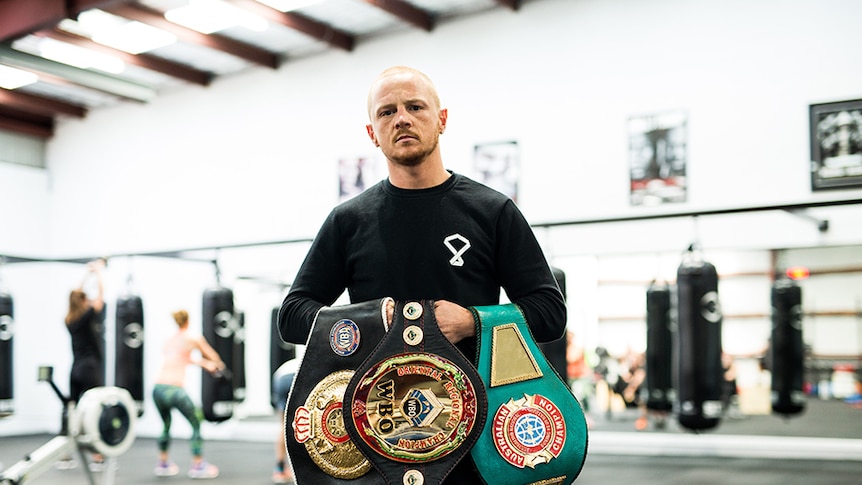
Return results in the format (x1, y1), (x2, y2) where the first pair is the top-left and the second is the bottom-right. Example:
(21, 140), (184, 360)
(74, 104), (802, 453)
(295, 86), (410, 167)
(0, 366), (137, 485)
(538, 267), (568, 379)
(645, 282), (674, 413)
(770, 278), (806, 416)
(201, 287), (237, 422)
(114, 295), (144, 416)
(285, 298), (390, 484)
(344, 300), (486, 485)
(470, 303), (587, 485)
(675, 250), (724, 432)
(270, 307), (295, 409)
(232, 311), (247, 403)
(0, 291), (13, 418)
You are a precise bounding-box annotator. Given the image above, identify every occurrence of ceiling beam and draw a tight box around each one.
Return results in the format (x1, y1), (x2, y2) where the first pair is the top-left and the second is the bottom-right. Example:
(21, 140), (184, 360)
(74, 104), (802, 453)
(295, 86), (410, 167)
(0, 0), (131, 42)
(38, 28), (213, 86)
(226, 0), (354, 51)
(0, 87), (87, 118)
(361, 0), (434, 31)
(0, 44), (156, 102)
(103, 2), (280, 69)
(494, 0), (522, 10)
(0, 110), (53, 138)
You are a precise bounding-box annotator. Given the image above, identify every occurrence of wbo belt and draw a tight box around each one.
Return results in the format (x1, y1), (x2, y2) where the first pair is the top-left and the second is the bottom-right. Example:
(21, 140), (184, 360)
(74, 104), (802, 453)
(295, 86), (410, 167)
(470, 304), (588, 485)
(344, 300), (488, 485)
(284, 298), (391, 485)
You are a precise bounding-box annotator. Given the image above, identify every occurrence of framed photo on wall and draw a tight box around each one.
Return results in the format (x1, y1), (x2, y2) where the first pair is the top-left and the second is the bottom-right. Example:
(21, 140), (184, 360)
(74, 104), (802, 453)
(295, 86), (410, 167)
(474, 140), (519, 201)
(810, 99), (862, 191)
(628, 111), (687, 206)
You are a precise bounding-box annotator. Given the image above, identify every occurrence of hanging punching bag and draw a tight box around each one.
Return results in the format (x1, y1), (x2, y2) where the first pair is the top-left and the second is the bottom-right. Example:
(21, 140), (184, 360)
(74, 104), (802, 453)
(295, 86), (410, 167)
(645, 282), (674, 413)
(269, 307), (295, 408)
(202, 288), (236, 422)
(675, 253), (724, 431)
(0, 291), (14, 418)
(539, 267), (568, 378)
(770, 278), (806, 416)
(232, 311), (246, 403)
(115, 295), (145, 416)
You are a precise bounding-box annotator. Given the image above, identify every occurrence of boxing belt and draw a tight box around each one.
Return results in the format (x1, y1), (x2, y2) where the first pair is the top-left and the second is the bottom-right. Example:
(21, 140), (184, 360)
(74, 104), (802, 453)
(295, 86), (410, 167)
(469, 304), (588, 485)
(344, 300), (487, 485)
(285, 298), (391, 485)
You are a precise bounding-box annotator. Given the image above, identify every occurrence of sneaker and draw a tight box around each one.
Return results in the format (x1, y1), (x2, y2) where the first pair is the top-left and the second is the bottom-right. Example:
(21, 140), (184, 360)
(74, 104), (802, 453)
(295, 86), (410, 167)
(188, 461), (219, 479)
(89, 460), (105, 472)
(272, 467), (294, 483)
(635, 416), (648, 431)
(154, 461), (179, 477)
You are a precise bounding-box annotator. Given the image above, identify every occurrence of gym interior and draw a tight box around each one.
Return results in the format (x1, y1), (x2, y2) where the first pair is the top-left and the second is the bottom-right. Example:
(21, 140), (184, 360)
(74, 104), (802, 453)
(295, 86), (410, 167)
(2, 0), (862, 484)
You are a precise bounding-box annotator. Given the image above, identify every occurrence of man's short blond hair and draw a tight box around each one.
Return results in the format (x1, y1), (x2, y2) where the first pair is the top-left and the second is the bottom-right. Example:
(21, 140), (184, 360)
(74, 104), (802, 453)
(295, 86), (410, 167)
(367, 66), (441, 119)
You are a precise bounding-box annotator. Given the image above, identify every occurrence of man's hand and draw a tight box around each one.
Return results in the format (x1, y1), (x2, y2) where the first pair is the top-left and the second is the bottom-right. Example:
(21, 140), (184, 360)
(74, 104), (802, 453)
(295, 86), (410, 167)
(434, 300), (475, 344)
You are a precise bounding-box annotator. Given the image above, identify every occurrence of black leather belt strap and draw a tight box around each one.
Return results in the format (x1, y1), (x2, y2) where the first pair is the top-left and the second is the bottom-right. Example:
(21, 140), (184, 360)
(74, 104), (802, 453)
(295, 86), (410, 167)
(284, 298), (391, 485)
(344, 300), (488, 485)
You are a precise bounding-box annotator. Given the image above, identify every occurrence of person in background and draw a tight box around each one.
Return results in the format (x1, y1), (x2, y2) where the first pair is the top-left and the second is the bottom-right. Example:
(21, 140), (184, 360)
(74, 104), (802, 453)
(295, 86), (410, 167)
(271, 358), (299, 484)
(61, 258), (107, 471)
(278, 65), (567, 483)
(152, 309), (224, 479)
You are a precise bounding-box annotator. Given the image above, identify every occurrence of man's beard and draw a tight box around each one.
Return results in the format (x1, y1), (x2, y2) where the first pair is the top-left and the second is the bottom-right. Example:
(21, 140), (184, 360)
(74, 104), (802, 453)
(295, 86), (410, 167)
(387, 136), (439, 167)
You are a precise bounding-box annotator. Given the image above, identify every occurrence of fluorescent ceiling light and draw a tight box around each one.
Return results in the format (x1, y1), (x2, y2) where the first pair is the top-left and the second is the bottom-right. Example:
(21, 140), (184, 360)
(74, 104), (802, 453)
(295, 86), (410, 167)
(37, 37), (125, 74)
(0, 64), (39, 89)
(61, 9), (177, 54)
(255, 0), (323, 12)
(165, 0), (268, 34)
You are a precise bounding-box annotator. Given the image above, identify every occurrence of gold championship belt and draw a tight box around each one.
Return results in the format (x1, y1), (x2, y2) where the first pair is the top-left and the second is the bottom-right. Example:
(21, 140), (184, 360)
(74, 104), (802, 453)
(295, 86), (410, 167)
(470, 304), (588, 485)
(344, 300), (488, 485)
(284, 298), (391, 484)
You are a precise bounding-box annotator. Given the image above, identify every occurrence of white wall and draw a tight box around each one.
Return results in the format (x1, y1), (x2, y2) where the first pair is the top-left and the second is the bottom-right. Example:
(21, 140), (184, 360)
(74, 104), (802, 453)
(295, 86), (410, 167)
(2, 0), (862, 436)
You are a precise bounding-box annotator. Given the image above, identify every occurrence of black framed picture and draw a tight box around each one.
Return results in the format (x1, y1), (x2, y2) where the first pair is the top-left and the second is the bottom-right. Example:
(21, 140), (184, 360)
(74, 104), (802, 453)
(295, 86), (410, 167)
(810, 99), (862, 191)
(628, 111), (687, 206)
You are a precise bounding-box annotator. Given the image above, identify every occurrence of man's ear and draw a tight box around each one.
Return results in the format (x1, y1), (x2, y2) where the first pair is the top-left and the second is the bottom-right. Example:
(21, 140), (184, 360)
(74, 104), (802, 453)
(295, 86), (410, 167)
(438, 108), (448, 134)
(366, 124), (379, 146)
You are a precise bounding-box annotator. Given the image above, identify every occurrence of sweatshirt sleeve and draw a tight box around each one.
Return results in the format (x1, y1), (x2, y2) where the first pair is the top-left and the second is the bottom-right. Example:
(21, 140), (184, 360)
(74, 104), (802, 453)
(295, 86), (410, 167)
(496, 200), (567, 343)
(277, 211), (348, 345)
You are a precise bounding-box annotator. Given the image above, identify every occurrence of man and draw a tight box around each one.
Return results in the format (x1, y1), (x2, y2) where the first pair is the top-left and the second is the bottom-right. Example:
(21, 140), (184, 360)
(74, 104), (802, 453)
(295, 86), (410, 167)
(278, 65), (566, 482)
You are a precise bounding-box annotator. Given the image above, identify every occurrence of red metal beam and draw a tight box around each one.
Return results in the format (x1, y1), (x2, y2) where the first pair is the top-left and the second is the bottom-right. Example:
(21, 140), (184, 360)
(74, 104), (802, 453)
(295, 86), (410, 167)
(361, 0), (433, 31)
(103, 2), (280, 69)
(0, 87), (87, 118)
(38, 28), (213, 86)
(227, 0), (354, 51)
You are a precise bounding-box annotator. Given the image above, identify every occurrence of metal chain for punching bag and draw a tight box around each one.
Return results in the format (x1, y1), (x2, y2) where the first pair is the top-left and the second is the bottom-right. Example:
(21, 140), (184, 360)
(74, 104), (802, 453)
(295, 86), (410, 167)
(115, 294), (145, 416)
(675, 251), (724, 432)
(202, 287), (237, 422)
(770, 278), (806, 416)
(0, 291), (14, 418)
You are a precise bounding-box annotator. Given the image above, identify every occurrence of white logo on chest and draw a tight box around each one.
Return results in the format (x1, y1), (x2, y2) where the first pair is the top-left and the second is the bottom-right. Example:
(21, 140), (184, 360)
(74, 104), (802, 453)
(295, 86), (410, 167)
(443, 234), (471, 267)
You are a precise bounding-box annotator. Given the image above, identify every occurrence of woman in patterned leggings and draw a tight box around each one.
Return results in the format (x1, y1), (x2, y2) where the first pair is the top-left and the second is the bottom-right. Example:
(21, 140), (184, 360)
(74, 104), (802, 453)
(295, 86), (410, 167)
(152, 310), (224, 479)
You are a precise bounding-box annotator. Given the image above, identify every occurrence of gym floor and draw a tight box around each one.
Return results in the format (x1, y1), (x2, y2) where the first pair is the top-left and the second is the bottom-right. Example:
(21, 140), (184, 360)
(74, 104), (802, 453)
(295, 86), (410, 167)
(1, 398), (860, 484)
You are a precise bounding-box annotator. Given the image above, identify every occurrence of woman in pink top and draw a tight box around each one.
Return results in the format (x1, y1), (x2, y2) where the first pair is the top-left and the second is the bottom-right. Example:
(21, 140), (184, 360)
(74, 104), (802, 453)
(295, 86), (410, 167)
(152, 309), (224, 479)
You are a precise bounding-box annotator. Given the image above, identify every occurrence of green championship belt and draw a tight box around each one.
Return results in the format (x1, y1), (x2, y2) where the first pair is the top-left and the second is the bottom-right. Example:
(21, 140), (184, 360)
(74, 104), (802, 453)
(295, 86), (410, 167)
(470, 304), (588, 485)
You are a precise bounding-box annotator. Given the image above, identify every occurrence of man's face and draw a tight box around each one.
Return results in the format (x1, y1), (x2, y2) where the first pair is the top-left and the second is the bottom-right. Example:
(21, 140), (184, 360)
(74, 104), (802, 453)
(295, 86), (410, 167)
(366, 72), (447, 167)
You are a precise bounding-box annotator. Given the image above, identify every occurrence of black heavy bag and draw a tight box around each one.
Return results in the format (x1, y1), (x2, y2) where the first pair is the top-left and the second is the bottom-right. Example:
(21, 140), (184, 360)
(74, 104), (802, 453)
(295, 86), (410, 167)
(646, 282), (674, 412)
(675, 256), (723, 431)
(539, 267), (568, 378)
(0, 291), (13, 418)
(115, 295), (145, 416)
(770, 279), (806, 416)
(232, 311), (247, 403)
(270, 307), (295, 407)
(202, 287), (237, 422)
